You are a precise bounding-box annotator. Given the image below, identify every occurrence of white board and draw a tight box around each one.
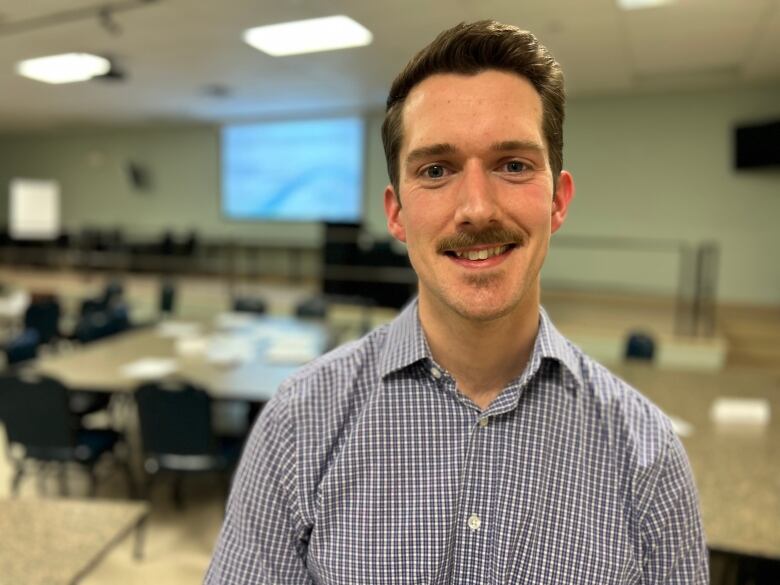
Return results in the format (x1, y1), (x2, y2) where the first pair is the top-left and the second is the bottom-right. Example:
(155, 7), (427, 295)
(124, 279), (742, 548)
(9, 178), (61, 240)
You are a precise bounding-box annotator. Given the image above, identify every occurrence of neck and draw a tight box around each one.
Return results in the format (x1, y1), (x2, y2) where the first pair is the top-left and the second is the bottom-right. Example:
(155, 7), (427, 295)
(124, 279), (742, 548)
(418, 290), (540, 411)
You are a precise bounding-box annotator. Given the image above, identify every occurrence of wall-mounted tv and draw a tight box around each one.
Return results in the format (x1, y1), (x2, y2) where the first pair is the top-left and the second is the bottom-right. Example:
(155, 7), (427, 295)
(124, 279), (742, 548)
(734, 119), (780, 169)
(221, 117), (364, 222)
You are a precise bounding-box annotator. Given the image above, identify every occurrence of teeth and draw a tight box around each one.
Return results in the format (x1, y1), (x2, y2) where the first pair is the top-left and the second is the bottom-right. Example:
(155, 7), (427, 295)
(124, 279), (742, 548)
(454, 245), (508, 260)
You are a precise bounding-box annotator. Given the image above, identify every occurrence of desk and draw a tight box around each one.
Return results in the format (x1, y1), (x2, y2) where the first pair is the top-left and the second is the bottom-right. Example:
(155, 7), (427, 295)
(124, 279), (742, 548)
(34, 316), (328, 402)
(613, 363), (780, 559)
(0, 498), (149, 585)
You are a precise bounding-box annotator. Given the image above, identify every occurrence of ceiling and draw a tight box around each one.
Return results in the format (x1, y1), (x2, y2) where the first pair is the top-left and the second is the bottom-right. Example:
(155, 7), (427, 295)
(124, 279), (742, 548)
(0, 0), (778, 131)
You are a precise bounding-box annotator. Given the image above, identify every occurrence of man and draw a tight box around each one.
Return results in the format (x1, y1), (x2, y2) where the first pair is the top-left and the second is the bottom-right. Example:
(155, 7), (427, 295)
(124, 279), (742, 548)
(206, 20), (708, 584)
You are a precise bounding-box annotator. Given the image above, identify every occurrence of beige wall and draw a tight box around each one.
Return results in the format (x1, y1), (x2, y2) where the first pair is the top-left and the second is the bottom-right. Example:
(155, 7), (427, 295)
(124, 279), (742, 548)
(550, 85), (780, 304)
(0, 83), (778, 304)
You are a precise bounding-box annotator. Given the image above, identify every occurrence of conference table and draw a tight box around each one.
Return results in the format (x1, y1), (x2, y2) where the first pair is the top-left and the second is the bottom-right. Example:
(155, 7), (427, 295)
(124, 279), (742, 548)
(30, 324), (779, 560)
(612, 363), (779, 560)
(0, 498), (149, 585)
(34, 313), (329, 402)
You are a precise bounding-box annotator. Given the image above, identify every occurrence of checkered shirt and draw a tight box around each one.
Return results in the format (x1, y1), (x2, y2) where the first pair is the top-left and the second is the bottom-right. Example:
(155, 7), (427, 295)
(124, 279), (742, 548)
(205, 300), (708, 584)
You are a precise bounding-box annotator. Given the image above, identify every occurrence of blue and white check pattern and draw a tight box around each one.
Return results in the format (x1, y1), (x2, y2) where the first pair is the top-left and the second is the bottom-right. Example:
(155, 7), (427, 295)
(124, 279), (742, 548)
(206, 301), (708, 584)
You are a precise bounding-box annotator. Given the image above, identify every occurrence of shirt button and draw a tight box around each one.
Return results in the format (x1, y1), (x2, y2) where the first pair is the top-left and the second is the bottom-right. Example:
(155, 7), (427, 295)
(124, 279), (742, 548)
(479, 417), (489, 428)
(430, 367), (442, 380)
(468, 514), (481, 531)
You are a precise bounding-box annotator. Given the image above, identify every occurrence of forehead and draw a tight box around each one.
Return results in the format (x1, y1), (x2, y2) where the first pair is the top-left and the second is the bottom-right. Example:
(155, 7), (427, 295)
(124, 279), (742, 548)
(400, 69), (545, 158)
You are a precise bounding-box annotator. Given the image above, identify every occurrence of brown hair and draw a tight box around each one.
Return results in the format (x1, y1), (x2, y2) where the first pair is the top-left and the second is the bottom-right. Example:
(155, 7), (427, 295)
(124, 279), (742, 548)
(381, 20), (565, 196)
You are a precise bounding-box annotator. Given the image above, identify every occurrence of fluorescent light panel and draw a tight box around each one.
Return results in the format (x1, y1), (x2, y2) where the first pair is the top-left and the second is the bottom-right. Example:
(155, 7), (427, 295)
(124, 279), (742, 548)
(617, 0), (675, 9)
(243, 15), (372, 57)
(16, 53), (111, 84)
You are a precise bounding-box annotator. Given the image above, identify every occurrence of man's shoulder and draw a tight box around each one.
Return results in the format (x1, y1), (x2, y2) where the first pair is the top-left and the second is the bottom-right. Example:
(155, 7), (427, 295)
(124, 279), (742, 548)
(269, 322), (392, 412)
(565, 342), (675, 461)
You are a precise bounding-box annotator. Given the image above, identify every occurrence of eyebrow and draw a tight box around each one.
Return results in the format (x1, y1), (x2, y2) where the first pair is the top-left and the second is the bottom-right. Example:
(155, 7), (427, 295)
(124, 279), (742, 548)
(489, 140), (546, 154)
(404, 139), (546, 168)
(404, 143), (457, 167)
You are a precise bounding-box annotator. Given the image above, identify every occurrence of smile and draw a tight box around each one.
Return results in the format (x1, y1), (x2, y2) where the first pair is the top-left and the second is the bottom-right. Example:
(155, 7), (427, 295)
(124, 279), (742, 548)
(444, 243), (517, 267)
(452, 245), (510, 261)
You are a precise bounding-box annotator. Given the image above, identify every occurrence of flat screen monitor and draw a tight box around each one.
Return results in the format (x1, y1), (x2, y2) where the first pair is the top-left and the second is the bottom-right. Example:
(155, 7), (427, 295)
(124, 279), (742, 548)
(221, 117), (364, 222)
(734, 119), (780, 169)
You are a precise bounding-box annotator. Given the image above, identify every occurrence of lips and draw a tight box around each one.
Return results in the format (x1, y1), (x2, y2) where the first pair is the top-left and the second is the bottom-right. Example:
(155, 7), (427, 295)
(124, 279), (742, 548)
(444, 243), (517, 267)
(452, 244), (510, 260)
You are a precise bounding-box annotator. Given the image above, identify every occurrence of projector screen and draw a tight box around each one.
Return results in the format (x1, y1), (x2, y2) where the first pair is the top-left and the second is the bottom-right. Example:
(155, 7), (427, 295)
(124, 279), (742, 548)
(9, 178), (61, 240)
(221, 117), (364, 222)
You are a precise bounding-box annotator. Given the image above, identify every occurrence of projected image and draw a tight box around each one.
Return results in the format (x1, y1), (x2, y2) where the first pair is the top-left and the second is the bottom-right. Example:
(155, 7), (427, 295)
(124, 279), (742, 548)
(222, 118), (363, 222)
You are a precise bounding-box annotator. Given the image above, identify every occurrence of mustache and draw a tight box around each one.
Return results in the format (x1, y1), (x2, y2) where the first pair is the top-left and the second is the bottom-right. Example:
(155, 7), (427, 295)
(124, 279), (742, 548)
(436, 227), (524, 254)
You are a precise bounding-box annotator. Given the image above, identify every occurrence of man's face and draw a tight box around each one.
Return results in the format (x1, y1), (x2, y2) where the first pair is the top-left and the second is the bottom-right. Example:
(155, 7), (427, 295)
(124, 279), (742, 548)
(384, 69), (574, 323)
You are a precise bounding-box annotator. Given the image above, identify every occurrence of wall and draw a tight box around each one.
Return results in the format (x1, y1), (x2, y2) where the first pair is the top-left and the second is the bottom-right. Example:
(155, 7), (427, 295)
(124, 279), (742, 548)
(0, 83), (778, 304)
(554, 84), (780, 304)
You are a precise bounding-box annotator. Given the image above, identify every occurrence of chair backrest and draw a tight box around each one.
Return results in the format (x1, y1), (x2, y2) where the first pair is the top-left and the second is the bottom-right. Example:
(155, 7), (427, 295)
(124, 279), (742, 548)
(159, 281), (176, 314)
(73, 312), (112, 344)
(0, 374), (73, 450)
(232, 296), (267, 315)
(4, 328), (40, 365)
(135, 381), (214, 456)
(105, 303), (131, 335)
(101, 280), (124, 306)
(625, 332), (656, 361)
(24, 298), (61, 344)
(295, 296), (328, 319)
(80, 297), (107, 317)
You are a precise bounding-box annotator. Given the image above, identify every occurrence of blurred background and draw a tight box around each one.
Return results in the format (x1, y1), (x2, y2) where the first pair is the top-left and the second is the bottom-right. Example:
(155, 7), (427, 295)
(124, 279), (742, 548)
(0, 1), (777, 584)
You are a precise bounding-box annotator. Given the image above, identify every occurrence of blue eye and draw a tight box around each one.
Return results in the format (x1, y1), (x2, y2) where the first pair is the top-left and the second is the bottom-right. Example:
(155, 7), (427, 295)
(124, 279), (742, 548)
(424, 165), (446, 178)
(505, 161), (527, 173)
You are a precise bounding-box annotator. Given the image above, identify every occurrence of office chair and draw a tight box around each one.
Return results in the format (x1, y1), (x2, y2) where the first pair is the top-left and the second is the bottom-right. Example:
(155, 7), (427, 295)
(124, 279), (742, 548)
(625, 331), (656, 361)
(72, 311), (113, 344)
(135, 381), (243, 507)
(23, 297), (61, 345)
(101, 279), (124, 307)
(232, 295), (268, 315)
(3, 328), (40, 366)
(79, 297), (106, 317)
(159, 280), (176, 316)
(295, 295), (328, 319)
(0, 373), (133, 497)
(105, 303), (132, 336)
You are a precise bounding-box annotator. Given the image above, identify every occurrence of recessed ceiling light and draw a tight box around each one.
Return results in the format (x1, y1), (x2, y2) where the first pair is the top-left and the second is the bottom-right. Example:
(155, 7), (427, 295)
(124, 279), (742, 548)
(243, 15), (372, 57)
(616, 0), (675, 9)
(16, 53), (111, 84)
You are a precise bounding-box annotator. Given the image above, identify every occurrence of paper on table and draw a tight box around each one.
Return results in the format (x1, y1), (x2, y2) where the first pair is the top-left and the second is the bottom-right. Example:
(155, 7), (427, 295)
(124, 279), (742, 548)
(175, 335), (209, 357)
(157, 321), (202, 338)
(120, 357), (178, 380)
(215, 312), (255, 330)
(266, 333), (319, 364)
(206, 335), (256, 366)
(669, 416), (694, 437)
(710, 397), (771, 426)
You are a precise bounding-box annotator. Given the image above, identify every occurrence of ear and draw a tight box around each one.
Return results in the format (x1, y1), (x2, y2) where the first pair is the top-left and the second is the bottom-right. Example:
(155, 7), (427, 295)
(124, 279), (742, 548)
(551, 170), (574, 234)
(384, 184), (407, 243)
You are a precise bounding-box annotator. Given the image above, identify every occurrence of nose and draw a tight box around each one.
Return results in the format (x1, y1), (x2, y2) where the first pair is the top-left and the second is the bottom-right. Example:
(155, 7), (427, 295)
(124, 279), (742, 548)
(453, 160), (499, 229)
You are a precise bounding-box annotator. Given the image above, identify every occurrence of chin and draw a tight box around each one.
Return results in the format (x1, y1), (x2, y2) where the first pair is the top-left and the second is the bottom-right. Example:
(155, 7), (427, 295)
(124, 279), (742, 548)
(445, 287), (523, 324)
(419, 269), (537, 324)
(454, 304), (515, 323)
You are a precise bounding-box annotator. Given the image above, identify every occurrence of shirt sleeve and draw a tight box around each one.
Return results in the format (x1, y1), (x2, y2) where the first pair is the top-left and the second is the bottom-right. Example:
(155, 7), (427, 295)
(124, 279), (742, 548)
(640, 430), (709, 584)
(204, 393), (312, 584)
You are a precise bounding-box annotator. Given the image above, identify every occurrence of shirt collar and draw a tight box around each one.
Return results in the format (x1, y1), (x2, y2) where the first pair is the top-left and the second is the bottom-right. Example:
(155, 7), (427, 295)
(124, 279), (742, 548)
(379, 299), (583, 390)
(533, 306), (584, 390)
(379, 299), (429, 377)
